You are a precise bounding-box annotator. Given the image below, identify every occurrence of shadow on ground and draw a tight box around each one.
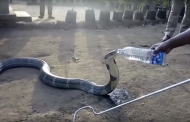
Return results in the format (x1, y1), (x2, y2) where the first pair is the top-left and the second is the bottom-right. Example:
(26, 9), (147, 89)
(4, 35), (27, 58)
(0, 29), (36, 59)
(57, 30), (75, 64)
(0, 66), (129, 122)
(31, 75), (130, 122)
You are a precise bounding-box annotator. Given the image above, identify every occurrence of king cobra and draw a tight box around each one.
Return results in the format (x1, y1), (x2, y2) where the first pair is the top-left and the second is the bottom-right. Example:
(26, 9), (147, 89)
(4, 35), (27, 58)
(0, 50), (119, 95)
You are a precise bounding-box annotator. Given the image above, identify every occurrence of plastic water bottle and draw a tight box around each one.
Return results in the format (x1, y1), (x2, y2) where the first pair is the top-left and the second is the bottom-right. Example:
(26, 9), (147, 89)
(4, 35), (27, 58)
(117, 47), (166, 65)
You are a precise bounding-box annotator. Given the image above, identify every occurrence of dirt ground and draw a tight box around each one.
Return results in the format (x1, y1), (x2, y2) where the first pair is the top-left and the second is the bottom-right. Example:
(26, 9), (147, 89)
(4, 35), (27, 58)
(1, 2), (190, 122)
(1, 23), (190, 122)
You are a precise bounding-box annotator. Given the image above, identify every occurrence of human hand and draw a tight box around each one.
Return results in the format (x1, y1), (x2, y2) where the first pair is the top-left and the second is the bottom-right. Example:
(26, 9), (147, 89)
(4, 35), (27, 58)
(150, 41), (173, 55)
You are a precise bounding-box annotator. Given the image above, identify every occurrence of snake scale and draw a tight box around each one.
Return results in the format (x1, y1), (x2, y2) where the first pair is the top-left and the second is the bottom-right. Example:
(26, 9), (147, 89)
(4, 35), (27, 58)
(0, 50), (119, 95)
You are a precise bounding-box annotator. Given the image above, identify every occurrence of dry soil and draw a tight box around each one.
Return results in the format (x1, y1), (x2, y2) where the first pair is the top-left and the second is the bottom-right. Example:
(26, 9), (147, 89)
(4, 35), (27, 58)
(1, 24), (190, 122)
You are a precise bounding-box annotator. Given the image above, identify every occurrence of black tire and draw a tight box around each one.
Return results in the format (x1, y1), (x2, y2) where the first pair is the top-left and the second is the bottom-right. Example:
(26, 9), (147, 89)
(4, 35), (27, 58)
(133, 11), (144, 21)
(99, 10), (110, 25)
(65, 10), (77, 24)
(122, 10), (133, 20)
(145, 10), (156, 20)
(156, 9), (167, 19)
(112, 10), (123, 21)
(85, 9), (95, 23)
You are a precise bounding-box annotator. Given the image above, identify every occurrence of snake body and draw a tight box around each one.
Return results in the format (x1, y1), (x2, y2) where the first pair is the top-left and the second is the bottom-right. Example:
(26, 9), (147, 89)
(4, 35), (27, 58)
(0, 50), (119, 95)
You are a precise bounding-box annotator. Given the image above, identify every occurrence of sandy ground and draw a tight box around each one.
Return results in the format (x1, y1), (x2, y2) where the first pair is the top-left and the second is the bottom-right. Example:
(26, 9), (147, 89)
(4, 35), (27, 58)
(1, 24), (190, 122)
(1, 2), (190, 122)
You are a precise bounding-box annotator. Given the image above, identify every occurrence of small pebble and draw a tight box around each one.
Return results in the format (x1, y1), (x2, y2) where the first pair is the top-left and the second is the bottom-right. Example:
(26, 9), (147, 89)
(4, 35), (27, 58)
(32, 109), (37, 113)
(72, 57), (79, 61)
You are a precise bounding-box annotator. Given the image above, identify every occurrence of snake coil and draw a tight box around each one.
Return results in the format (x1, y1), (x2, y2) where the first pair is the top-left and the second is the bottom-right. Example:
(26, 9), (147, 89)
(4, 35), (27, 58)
(0, 50), (119, 95)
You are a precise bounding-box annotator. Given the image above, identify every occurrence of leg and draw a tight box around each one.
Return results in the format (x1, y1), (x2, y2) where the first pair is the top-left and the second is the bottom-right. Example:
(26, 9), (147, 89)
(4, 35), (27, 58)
(47, 0), (55, 19)
(163, 0), (183, 41)
(180, 0), (190, 33)
(39, 0), (45, 18)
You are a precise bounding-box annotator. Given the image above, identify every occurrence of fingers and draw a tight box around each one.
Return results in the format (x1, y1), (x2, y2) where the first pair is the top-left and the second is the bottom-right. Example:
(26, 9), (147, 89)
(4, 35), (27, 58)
(150, 43), (163, 55)
(153, 47), (160, 55)
(150, 44), (158, 50)
(150, 40), (172, 55)
(150, 42), (162, 50)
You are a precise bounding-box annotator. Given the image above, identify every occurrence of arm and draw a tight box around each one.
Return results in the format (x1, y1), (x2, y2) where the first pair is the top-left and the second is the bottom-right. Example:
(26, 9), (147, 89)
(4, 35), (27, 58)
(167, 28), (190, 49)
(151, 28), (190, 54)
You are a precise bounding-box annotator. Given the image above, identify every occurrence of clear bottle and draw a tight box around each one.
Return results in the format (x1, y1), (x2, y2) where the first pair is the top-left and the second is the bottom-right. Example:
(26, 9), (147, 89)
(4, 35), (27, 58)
(117, 47), (166, 65)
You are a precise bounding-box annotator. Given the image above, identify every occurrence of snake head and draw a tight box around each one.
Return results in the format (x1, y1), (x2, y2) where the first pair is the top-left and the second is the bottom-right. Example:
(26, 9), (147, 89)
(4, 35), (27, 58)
(104, 50), (118, 60)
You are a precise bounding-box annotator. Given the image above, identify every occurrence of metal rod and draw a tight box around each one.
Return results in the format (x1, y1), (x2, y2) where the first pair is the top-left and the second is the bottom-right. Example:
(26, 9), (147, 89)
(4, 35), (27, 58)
(73, 78), (190, 122)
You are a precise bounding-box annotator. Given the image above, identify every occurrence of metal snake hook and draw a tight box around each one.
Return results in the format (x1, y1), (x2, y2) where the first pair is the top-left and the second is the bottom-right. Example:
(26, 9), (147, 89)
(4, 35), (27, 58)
(73, 78), (190, 122)
(73, 106), (100, 122)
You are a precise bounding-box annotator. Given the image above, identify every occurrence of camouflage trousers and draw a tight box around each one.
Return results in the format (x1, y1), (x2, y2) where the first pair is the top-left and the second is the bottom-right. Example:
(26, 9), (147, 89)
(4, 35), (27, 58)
(165, 0), (190, 37)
